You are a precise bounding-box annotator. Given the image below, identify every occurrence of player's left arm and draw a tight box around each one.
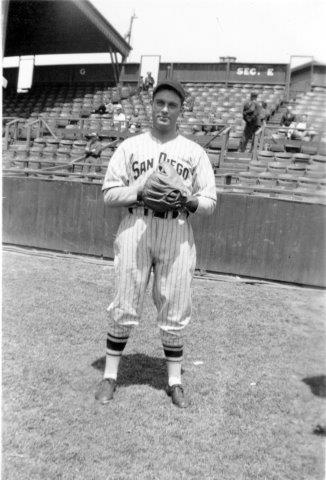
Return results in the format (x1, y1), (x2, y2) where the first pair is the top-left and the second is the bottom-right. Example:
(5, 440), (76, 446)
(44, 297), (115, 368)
(187, 148), (217, 216)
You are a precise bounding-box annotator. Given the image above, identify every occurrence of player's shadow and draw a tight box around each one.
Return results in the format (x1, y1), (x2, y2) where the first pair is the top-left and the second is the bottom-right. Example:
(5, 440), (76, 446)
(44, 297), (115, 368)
(91, 353), (167, 390)
(302, 375), (326, 398)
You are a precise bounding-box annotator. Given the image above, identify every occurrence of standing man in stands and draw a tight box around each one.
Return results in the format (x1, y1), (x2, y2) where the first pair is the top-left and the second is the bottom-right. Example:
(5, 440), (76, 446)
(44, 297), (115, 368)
(143, 72), (155, 91)
(138, 76), (144, 93)
(239, 91), (261, 152)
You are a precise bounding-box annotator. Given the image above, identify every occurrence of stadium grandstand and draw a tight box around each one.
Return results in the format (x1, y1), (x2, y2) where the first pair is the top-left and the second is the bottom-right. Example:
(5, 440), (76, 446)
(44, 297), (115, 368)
(2, 0), (326, 287)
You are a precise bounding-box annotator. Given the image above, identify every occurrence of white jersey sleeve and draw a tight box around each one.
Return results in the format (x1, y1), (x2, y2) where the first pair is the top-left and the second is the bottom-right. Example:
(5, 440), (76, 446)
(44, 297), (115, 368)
(102, 143), (129, 191)
(191, 145), (217, 215)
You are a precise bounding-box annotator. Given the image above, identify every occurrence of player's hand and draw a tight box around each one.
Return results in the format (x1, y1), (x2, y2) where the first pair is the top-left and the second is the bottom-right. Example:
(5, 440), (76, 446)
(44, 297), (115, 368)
(185, 195), (199, 213)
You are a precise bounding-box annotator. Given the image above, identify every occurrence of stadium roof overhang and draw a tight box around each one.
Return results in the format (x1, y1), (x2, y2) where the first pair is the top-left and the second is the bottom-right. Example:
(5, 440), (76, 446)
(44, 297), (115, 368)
(291, 60), (326, 73)
(4, 0), (131, 59)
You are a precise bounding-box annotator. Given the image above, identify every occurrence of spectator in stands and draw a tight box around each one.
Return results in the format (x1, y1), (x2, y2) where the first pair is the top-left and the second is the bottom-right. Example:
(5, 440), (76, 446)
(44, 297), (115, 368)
(280, 107), (296, 127)
(192, 125), (203, 136)
(138, 76), (144, 93)
(128, 107), (141, 131)
(113, 104), (127, 131)
(104, 102), (114, 118)
(94, 104), (106, 115)
(260, 101), (270, 123)
(202, 124), (213, 135)
(143, 72), (155, 91)
(129, 124), (137, 134)
(85, 133), (112, 171)
(92, 101), (114, 116)
(287, 114), (309, 140)
(208, 113), (219, 132)
(85, 133), (103, 158)
(239, 91), (261, 152)
(183, 93), (194, 112)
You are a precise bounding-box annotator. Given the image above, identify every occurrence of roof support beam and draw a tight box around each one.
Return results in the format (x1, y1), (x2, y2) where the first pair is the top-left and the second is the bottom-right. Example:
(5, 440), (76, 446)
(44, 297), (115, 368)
(109, 46), (119, 84)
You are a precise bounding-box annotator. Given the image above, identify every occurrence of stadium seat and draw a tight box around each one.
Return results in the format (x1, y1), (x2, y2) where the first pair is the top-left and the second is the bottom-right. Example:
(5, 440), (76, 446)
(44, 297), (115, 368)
(286, 164), (306, 176)
(277, 173), (298, 190)
(274, 152), (293, 163)
(257, 150), (274, 163)
(268, 162), (288, 175)
(269, 143), (285, 153)
(297, 176), (320, 191)
(257, 171), (278, 187)
(305, 163), (326, 178)
(293, 153), (310, 165)
(237, 171), (259, 186)
(249, 160), (267, 173)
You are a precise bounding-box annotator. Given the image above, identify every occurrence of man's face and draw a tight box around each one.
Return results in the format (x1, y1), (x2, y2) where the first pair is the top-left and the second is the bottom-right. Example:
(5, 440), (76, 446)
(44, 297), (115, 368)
(152, 89), (182, 133)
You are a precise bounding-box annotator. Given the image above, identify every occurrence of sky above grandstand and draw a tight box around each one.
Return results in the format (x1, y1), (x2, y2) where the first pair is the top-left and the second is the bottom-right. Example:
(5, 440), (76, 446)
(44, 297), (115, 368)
(91, 0), (326, 65)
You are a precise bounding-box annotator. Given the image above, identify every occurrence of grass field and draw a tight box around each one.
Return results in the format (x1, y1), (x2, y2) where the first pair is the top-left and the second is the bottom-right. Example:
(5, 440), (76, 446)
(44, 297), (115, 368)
(2, 248), (326, 480)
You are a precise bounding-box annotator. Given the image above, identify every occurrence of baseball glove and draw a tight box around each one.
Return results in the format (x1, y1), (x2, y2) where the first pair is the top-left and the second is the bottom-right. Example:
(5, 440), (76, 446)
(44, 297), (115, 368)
(141, 163), (189, 213)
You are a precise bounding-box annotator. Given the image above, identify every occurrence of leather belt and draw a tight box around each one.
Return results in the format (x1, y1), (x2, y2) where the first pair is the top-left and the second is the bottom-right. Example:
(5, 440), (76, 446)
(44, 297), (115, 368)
(128, 207), (182, 219)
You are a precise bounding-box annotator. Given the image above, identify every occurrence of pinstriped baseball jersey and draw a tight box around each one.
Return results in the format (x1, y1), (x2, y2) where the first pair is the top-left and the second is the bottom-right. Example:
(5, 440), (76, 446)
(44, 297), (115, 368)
(102, 131), (216, 345)
(102, 131), (216, 209)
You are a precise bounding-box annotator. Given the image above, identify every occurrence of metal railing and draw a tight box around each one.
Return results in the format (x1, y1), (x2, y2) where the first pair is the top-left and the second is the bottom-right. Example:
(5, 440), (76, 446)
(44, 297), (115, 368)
(26, 118), (59, 144)
(254, 123), (322, 154)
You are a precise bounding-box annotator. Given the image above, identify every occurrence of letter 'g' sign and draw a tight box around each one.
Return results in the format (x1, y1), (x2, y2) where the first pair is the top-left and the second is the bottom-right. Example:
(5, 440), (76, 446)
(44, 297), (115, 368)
(80, 68), (86, 75)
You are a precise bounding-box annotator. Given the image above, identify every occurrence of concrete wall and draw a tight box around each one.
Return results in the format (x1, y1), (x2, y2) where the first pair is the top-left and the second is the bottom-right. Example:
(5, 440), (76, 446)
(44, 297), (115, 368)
(3, 177), (325, 287)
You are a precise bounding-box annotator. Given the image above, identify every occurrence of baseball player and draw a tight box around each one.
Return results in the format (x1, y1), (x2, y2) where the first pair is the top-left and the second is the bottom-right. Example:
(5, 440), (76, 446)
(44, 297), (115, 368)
(95, 79), (217, 408)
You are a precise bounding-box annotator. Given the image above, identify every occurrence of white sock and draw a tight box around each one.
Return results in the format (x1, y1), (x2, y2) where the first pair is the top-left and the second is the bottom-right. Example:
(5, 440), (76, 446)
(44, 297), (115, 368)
(167, 360), (182, 386)
(103, 353), (121, 380)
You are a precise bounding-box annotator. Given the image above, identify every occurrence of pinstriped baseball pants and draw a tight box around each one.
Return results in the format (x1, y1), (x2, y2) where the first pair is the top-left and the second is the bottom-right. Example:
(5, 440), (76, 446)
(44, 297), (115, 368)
(107, 207), (196, 347)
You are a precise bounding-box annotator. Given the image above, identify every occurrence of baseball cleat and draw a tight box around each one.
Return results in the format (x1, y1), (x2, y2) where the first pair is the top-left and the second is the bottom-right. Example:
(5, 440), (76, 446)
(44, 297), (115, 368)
(95, 378), (116, 404)
(167, 384), (189, 408)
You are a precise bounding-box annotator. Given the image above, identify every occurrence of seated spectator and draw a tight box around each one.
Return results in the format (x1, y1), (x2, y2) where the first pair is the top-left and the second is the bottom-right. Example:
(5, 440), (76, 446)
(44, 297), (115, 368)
(85, 133), (112, 168)
(129, 107), (141, 126)
(192, 125), (203, 136)
(85, 133), (103, 158)
(129, 124), (137, 134)
(202, 124), (213, 135)
(92, 101), (114, 117)
(280, 107), (296, 127)
(104, 102), (114, 118)
(143, 72), (155, 91)
(93, 104), (106, 115)
(287, 114), (310, 140)
(113, 104), (127, 131)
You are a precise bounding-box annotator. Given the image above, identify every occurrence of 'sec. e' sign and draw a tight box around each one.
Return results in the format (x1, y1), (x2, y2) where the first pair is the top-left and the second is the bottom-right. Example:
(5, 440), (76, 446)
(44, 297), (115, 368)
(236, 67), (274, 76)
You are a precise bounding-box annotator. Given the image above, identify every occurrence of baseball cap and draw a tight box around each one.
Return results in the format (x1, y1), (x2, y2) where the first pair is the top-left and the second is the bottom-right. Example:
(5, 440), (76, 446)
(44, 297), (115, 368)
(153, 80), (186, 103)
